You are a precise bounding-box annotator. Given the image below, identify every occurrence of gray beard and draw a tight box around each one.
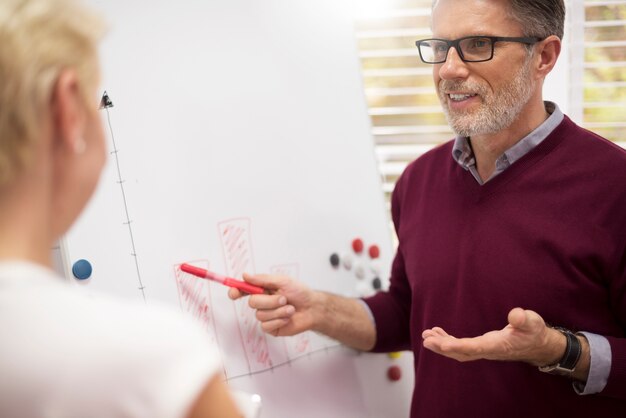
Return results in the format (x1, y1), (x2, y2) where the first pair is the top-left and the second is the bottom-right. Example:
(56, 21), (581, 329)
(438, 59), (534, 137)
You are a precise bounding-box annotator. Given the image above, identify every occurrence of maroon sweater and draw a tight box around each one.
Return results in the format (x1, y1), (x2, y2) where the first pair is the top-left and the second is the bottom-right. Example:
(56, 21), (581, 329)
(364, 116), (626, 417)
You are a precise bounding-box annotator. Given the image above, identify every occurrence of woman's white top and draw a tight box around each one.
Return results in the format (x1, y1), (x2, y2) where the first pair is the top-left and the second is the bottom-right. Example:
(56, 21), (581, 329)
(0, 261), (222, 418)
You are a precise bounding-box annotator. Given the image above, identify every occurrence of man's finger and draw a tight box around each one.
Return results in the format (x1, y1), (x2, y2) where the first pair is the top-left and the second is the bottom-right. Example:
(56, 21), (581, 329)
(256, 305), (295, 322)
(228, 287), (243, 300)
(248, 294), (287, 310)
(242, 272), (288, 291)
(508, 307), (544, 333)
(507, 307), (527, 329)
(261, 318), (291, 334)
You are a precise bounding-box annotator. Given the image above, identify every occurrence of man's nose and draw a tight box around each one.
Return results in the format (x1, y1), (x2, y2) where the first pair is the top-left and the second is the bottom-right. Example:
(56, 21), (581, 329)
(438, 46), (470, 80)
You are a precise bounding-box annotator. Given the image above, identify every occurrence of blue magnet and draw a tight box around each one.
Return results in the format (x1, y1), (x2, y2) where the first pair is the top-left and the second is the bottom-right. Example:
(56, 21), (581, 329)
(72, 259), (93, 280)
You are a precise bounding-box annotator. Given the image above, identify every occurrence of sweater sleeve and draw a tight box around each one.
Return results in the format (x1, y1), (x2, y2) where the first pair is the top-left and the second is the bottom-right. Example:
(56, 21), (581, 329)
(600, 246), (626, 399)
(362, 171), (412, 352)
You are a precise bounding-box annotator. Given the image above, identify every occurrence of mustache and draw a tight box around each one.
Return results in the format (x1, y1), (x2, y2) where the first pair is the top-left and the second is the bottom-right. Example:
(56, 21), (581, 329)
(438, 80), (487, 95)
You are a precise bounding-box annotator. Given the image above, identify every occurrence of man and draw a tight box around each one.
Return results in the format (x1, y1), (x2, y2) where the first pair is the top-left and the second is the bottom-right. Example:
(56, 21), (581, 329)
(230, 0), (626, 416)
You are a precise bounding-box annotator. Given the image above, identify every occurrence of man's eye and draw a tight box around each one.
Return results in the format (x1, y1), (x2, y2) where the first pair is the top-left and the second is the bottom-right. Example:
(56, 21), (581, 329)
(468, 38), (489, 49)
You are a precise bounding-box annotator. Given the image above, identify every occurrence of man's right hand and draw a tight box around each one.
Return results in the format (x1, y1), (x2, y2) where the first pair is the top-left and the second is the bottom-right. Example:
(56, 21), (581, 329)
(228, 273), (318, 336)
(229, 273), (377, 350)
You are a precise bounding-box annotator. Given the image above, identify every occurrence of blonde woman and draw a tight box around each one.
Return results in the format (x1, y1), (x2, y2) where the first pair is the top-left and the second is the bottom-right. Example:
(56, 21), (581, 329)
(0, 0), (240, 416)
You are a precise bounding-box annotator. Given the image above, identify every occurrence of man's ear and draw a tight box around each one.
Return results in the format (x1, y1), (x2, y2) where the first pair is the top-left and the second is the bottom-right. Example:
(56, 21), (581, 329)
(535, 35), (561, 79)
(51, 69), (85, 153)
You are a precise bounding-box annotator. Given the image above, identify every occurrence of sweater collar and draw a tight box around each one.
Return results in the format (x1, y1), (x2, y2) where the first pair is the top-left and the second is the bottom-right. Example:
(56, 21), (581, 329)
(452, 101), (564, 183)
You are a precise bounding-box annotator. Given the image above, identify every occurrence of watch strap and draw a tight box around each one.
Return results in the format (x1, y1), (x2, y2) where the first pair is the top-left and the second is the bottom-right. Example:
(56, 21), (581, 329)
(538, 327), (582, 376)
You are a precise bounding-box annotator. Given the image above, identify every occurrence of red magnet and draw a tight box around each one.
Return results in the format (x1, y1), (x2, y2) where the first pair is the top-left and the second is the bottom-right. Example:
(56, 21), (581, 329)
(368, 244), (380, 259)
(352, 238), (364, 254)
(387, 365), (402, 381)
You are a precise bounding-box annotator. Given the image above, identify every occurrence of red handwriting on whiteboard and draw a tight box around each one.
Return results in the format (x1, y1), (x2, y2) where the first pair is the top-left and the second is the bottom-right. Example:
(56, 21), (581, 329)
(174, 263), (214, 336)
(218, 218), (272, 371)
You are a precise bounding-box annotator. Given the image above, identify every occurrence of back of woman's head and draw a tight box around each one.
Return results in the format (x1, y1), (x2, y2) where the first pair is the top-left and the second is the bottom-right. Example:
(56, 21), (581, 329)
(0, 0), (105, 186)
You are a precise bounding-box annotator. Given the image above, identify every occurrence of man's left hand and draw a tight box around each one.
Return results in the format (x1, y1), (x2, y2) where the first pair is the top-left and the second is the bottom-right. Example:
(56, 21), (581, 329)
(421, 307), (565, 366)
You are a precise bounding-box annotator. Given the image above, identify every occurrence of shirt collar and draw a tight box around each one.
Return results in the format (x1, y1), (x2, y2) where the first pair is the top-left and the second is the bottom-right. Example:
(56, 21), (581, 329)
(452, 101), (564, 172)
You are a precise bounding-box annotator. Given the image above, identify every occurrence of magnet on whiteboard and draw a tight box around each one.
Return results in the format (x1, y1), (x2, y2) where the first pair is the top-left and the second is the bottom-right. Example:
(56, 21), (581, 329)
(387, 365), (402, 381)
(368, 244), (380, 259)
(99, 91), (113, 109)
(354, 263), (365, 279)
(372, 277), (382, 290)
(72, 259), (93, 280)
(351, 238), (364, 254)
(329, 253), (340, 268)
(342, 253), (353, 270)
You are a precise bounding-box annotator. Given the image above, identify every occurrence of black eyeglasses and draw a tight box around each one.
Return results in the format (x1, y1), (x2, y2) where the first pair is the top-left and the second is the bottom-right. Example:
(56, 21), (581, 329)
(415, 36), (543, 64)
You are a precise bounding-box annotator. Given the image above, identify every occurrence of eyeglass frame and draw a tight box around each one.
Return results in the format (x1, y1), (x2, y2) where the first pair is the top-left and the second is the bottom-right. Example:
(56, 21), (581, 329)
(415, 36), (544, 64)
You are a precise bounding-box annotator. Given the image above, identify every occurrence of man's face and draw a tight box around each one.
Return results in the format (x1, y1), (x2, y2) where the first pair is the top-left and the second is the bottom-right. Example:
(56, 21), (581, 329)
(431, 0), (537, 137)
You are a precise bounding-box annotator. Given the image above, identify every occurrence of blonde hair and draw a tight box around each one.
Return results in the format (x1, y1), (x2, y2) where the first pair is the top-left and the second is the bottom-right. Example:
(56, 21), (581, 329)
(0, 0), (105, 185)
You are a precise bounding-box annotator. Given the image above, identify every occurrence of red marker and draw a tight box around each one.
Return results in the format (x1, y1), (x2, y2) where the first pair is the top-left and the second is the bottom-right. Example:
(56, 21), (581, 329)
(180, 263), (264, 295)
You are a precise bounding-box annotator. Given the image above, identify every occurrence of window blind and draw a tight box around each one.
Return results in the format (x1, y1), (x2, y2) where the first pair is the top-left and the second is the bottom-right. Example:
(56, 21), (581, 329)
(573, 1), (626, 148)
(354, 2), (450, 206)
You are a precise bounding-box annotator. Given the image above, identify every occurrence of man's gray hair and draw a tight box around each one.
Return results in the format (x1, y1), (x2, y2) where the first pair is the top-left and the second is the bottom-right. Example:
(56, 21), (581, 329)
(508, 0), (565, 40)
(432, 0), (565, 40)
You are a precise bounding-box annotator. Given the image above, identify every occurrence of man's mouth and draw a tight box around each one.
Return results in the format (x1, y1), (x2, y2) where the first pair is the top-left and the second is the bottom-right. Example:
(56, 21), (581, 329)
(448, 93), (477, 102)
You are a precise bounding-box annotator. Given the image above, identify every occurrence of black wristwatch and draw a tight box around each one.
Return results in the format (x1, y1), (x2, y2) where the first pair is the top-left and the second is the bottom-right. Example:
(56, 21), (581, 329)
(538, 327), (582, 376)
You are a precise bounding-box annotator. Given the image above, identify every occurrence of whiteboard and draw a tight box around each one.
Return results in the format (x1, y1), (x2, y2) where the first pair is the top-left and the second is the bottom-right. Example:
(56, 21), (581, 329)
(61, 1), (413, 417)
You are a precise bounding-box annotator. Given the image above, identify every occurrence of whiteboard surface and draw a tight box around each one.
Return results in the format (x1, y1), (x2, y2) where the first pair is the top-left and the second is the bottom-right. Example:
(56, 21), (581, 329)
(62, 1), (414, 417)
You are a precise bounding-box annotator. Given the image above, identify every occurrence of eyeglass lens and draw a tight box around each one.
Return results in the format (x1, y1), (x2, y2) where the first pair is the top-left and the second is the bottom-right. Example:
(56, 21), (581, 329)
(419, 37), (493, 63)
